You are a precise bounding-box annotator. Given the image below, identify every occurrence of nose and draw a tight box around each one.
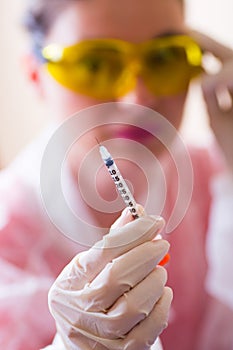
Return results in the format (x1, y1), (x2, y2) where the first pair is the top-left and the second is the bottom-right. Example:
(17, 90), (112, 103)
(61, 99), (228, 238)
(118, 76), (159, 108)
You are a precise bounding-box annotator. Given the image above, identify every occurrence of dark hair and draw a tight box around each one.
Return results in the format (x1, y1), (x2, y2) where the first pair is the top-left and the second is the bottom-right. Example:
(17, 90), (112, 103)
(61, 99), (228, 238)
(23, 0), (75, 48)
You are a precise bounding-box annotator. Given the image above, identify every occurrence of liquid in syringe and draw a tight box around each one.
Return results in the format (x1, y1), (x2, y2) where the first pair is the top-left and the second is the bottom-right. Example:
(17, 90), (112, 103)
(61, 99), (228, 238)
(99, 144), (139, 219)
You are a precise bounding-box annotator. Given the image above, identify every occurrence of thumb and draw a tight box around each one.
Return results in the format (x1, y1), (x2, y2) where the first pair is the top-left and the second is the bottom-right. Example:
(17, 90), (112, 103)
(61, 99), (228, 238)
(110, 204), (146, 229)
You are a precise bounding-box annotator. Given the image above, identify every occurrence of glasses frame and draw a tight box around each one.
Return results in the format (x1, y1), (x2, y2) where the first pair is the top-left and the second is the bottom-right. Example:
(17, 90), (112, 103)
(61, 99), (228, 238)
(40, 35), (203, 99)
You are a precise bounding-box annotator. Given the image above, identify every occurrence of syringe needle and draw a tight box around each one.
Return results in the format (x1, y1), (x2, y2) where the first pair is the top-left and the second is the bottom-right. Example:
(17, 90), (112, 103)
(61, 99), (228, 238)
(95, 137), (101, 145)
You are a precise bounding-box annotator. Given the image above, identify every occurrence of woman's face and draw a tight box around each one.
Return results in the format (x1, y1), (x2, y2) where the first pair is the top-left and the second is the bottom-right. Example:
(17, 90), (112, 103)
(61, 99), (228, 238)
(39, 0), (187, 131)
(34, 0), (190, 182)
(35, 0), (188, 225)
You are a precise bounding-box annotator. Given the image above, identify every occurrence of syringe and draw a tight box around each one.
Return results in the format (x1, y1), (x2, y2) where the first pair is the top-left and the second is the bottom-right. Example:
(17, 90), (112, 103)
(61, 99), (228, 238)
(99, 144), (140, 219)
(99, 144), (170, 266)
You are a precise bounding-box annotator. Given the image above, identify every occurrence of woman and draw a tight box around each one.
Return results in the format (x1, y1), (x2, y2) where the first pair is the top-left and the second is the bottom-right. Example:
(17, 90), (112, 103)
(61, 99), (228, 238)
(1, 0), (233, 349)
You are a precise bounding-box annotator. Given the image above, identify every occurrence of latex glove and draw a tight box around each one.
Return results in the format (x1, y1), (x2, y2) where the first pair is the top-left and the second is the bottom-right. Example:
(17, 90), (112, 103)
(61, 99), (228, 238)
(46, 208), (172, 350)
(190, 31), (233, 173)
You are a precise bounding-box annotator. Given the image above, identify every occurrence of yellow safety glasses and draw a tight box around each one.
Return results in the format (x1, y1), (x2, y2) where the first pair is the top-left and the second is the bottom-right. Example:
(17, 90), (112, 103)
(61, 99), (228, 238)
(41, 35), (203, 99)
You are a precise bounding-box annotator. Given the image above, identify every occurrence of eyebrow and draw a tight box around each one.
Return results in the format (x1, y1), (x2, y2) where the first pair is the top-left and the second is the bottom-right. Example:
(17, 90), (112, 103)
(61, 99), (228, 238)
(153, 31), (186, 39)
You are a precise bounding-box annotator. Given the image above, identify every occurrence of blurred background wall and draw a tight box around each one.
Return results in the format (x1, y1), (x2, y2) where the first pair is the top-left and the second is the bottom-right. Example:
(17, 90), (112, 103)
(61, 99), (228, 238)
(182, 0), (233, 145)
(0, 0), (233, 168)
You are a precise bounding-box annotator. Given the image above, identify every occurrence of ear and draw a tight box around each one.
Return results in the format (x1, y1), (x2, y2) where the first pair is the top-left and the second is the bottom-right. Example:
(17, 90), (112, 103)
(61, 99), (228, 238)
(21, 52), (45, 98)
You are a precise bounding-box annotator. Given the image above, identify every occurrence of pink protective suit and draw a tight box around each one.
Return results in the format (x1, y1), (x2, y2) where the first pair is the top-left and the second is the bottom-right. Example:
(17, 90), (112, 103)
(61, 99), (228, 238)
(0, 132), (230, 350)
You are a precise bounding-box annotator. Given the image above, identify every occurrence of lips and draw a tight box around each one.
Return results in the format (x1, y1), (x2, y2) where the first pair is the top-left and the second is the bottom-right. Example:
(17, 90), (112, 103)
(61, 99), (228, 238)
(115, 125), (155, 142)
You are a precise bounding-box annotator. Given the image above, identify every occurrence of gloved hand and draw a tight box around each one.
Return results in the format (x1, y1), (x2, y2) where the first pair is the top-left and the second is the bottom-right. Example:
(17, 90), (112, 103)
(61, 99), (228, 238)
(190, 31), (233, 173)
(46, 208), (172, 350)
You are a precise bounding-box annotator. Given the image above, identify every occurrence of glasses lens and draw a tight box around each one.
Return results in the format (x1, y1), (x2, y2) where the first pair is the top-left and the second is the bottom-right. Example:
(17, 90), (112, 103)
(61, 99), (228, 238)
(43, 36), (203, 99)
(45, 41), (135, 99)
(141, 37), (203, 96)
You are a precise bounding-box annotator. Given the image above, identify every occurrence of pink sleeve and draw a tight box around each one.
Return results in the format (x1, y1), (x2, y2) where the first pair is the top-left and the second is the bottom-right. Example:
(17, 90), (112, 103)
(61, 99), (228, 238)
(0, 176), (61, 350)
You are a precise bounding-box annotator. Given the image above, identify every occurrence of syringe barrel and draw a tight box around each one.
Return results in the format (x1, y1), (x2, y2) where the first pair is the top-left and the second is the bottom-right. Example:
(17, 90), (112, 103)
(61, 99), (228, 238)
(99, 145), (139, 218)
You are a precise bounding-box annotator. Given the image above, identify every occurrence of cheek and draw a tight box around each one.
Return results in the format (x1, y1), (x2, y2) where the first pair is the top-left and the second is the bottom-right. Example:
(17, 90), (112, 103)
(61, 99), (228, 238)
(40, 69), (102, 119)
(158, 93), (187, 130)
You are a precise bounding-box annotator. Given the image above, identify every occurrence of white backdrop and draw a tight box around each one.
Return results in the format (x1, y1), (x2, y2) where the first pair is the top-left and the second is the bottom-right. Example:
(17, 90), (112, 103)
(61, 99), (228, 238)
(181, 0), (233, 144)
(0, 0), (233, 166)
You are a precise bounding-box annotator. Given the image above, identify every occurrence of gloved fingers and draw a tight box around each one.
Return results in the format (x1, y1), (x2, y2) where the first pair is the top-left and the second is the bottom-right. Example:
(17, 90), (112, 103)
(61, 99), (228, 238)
(74, 286), (173, 350)
(74, 239), (169, 312)
(120, 286), (173, 350)
(104, 266), (168, 338)
(55, 268), (168, 345)
(98, 286), (173, 350)
(54, 214), (165, 292)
